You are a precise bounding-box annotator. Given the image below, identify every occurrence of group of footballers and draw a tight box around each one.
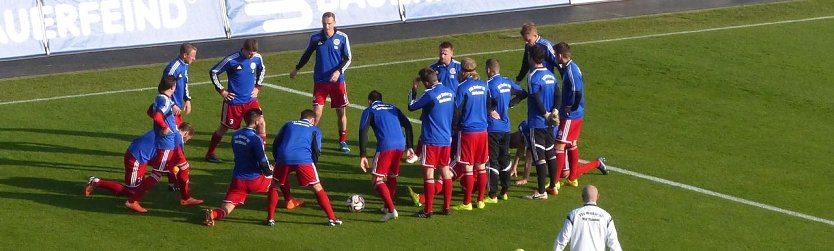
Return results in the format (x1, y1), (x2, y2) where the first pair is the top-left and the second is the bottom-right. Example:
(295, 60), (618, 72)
(82, 12), (609, 226)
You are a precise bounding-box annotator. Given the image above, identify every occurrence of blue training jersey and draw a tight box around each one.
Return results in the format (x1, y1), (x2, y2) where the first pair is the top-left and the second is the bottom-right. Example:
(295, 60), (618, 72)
(210, 50), (265, 105)
(296, 30), (352, 83)
(430, 59), (462, 93)
(517, 36), (558, 81)
(408, 84), (455, 146)
(127, 130), (158, 163)
(526, 68), (559, 129)
(273, 119), (322, 165)
(358, 101), (413, 157)
(487, 74), (526, 133)
(152, 94), (179, 150)
(455, 77), (489, 132)
(231, 128), (269, 180)
(560, 60), (585, 119)
(162, 57), (191, 108)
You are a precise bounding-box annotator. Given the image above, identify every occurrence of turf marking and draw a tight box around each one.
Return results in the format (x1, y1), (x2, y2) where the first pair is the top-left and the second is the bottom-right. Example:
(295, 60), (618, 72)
(4, 13), (834, 227)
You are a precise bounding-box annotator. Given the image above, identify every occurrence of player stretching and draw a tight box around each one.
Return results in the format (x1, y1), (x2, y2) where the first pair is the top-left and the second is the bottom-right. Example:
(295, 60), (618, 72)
(205, 39), (266, 163)
(523, 46), (561, 200)
(358, 90), (414, 221)
(484, 58), (528, 202)
(272, 109), (343, 226)
(449, 58), (490, 211)
(408, 68), (455, 218)
(83, 123), (196, 209)
(552, 42), (608, 188)
(516, 22), (558, 82)
(204, 109), (277, 226)
(290, 12), (353, 153)
(159, 43), (197, 191)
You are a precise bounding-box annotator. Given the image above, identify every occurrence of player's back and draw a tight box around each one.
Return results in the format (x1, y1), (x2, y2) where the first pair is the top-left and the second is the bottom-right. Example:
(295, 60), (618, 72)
(231, 128), (266, 180)
(151, 94), (180, 150)
(274, 120), (320, 165)
(566, 204), (615, 251)
(526, 68), (558, 129)
(560, 60), (585, 119)
(364, 102), (406, 150)
(128, 130), (158, 163)
(430, 60), (461, 93)
(418, 84), (455, 146)
(455, 78), (489, 132)
(487, 74), (523, 133)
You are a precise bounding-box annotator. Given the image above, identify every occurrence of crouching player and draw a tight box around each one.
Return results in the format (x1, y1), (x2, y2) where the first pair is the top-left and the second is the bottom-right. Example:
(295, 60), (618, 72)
(204, 109), (277, 226)
(272, 109), (342, 226)
(84, 123), (198, 212)
(358, 90), (414, 221)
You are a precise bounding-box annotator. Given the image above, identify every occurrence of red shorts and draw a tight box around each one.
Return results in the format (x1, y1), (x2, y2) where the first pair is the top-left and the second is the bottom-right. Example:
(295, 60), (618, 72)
(149, 147), (188, 173)
(556, 118), (584, 144)
(123, 151), (148, 188)
(372, 149), (404, 177)
(455, 131), (489, 165)
(313, 82), (349, 108)
(274, 163), (321, 186)
(420, 144), (451, 168)
(223, 175), (272, 205)
(221, 99), (261, 129)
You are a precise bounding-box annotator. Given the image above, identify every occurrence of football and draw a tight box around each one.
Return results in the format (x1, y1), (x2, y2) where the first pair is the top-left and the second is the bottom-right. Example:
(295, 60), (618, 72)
(346, 194), (365, 213)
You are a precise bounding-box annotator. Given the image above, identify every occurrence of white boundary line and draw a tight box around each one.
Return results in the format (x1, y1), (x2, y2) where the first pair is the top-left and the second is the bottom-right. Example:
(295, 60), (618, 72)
(4, 15), (833, 106)
(3, 15), (834, 226)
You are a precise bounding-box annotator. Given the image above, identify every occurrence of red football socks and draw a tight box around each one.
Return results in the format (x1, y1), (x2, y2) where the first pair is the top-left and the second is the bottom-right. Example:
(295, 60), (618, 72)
(211, 208), (227, 220)
(95, 180), (129, 196)
(375, 182), (395, 213)
(280, 183), (293, 200)
(267, 186), (279, 221)
(386, 176), (397, 199)
(129, 172), (160, 203)
(568, 146), (599, 181)
(314, 189), (337, 220)
(555, 149), (567, 184)
(177, 168), (191, 200)
(477, 170), (488, 202)
(442, 178), (453, 210)
(423, 179), (435, 213)
(339, 130), (347, 143)
(206, 131), (223, 156)
(462, 173), (474, 205)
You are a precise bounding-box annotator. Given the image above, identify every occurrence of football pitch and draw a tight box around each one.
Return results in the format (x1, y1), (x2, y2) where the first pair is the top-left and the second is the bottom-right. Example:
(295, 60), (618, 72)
(2, 0), (834, 249)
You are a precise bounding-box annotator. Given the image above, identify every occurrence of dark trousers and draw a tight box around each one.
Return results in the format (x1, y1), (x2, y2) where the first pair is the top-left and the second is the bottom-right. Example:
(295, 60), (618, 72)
(488, 132), (511, 196)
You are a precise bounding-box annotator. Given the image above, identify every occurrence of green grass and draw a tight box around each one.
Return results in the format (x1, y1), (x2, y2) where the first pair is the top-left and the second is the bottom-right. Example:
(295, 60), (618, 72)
(3, 0), (834, 249)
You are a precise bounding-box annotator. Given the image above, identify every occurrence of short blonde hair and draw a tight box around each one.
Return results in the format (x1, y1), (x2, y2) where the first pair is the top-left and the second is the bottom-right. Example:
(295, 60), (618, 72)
(520, 22), (537, 36)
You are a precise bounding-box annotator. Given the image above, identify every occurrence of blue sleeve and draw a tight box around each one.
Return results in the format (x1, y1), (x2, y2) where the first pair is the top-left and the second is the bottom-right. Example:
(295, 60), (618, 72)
(295, 36), (317, 70)
(153, 95), (170, 113)
(454, 87), (466, 108)
(272, 125), (286, 161)
(210, 57), (232, 91)
(255, 56), (265, 86)
(251, 135), (268, 165)
(408, 91), (433, 111)
(358, 109), (372, 157)
(315, 128), (323, 153)
(564, 69), (578, 108)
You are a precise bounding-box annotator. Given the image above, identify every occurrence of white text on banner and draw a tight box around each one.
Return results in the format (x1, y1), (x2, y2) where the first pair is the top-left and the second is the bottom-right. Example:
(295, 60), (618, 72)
(0, 0), (48, 59)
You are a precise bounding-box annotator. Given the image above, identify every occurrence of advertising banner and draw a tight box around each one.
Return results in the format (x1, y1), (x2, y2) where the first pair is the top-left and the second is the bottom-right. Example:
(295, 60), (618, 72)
(41, 0), (227, 54)
(0, 0), (48, 59)
(225, 0), (403, 37)
(402, 0), (569, 21)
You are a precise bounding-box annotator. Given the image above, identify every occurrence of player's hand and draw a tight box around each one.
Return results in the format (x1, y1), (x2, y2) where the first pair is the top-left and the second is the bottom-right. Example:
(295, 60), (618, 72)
(329, 71), (341, 83)
(412, 78), (421, 90)
(359, 156), (369, 173)
(289, 69), (299, 79)
(489, 110), (500, 120)
(221, 90), (235, 101)
(172, 105), (182, 115)
(405, 148), (418, 164)
(511, 166), (518, 177)
(183, 100), (192, 115)
(252, 88), (260, 98)
(161, 127), (173, 136)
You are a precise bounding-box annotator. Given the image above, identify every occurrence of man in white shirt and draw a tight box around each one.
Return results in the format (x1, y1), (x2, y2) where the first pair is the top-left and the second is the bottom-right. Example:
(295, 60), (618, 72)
(553, 185), (622, 251)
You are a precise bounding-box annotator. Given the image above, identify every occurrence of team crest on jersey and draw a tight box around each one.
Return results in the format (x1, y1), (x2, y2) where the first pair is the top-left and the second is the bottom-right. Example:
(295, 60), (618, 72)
(250, 62), (257, 70)
(334, 39), (341, 45)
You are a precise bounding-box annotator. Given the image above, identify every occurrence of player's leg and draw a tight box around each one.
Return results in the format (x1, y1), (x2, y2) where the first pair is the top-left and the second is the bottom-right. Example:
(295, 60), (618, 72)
(475, 163), (488, 208)
(266, 179), (280, 226)
(554, 118), (571, 187)
(474, 132), (490, 207)
(524, 128), (549, 199)
(331, 83), (350, 152)
(205, 202), (236, 227)
(498, 133), (512, 198)
(275, 164), (303, 209)
(206, 102), (234, 163)
(205, 177), (255, 226)
(418, 166), (436, 218)
(297, 163), (340, 225)
(487, 133), (501, 200)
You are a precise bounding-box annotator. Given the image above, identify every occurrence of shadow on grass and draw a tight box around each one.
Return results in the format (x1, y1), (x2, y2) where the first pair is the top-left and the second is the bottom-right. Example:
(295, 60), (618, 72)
(0, 158), (121, 174)
(0, 141), (121, 157)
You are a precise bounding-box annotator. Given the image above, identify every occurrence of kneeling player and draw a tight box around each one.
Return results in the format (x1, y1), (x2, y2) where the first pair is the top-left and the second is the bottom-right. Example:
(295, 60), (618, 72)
(204, 109), (278, 226)
(272, 109), (342, 226)
(358, 91), (414, 221)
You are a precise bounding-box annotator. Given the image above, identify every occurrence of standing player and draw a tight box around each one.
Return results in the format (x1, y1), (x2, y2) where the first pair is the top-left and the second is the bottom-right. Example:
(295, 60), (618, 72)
(204, 109), (277, 226)
(83, 123), (197, 210)
(523, 46), (561, 200)
(358, 90), (414, 222)
(205, 39), (266, 163)
(430, 41), (462, 93)
(552, 42), (608, 188)
(160, 43), (197, 191)
(408, 68), (455, 218)
(271, 109), (342, 226)
(289, 12), (353, 153)
(450, 58), (490, 211)
(484, 58), (527, 202)
(516, 22), (558, 82)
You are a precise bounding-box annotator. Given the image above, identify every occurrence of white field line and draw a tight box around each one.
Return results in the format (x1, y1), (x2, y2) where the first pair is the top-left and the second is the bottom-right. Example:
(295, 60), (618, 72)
(5, 15), (834, 227)
(4, 15), (833, 106)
